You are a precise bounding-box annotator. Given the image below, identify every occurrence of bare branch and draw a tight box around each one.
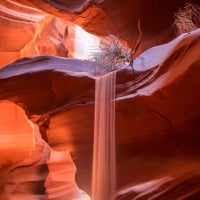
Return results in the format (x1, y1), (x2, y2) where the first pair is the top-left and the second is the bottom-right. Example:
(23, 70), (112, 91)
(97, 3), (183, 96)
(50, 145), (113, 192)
(130, 18), (143, 57)
(89, 18), (143, 73)
(89, 34), (132, 72)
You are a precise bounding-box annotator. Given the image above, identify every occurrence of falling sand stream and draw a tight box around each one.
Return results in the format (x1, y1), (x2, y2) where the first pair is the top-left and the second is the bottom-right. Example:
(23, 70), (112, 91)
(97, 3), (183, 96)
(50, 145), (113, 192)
(92, 71), (117, 200)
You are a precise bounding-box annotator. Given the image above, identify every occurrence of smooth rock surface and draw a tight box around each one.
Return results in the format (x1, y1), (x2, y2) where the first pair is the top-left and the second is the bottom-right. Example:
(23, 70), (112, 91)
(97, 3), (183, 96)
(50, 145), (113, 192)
(0, 1), (200, 199)
(14, 0), (200, 50)
(0, 101), (85, 199)
(0, 0), (70, 68)
(0, 29), (199, 199)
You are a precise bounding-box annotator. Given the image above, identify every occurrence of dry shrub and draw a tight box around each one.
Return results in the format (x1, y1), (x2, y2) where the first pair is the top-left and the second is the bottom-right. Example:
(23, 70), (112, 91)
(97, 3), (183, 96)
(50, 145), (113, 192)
(90, 19), (142, 73)
(174, 3), (200, 35)
(90, 34), (133, 72)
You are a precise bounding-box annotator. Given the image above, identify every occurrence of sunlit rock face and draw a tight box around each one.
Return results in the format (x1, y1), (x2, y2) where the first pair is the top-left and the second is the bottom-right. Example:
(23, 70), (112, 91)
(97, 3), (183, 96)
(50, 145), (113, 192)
(0, 101), (48, 199)
(16, 0), (199, 51)
(0, 0), (71, 68)
(0, 101), (34, 165)
(45, 150), (81, 199)
(0, 101), (86, 200)
(1, 0), (200, 67)
(0, 29), (200, 199)
(0, 0), (44, 67)
(0, 0), (200, 199)
(0, 0), (101, 68)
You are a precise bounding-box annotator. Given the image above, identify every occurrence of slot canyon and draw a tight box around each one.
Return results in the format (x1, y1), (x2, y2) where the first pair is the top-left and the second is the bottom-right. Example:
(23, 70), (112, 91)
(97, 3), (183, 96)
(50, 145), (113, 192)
(0, 0), (200, 199)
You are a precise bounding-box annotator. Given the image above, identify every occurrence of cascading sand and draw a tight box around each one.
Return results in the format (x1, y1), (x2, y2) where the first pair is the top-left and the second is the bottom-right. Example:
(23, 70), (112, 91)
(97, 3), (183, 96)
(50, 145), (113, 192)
(92, 71), (116, 200)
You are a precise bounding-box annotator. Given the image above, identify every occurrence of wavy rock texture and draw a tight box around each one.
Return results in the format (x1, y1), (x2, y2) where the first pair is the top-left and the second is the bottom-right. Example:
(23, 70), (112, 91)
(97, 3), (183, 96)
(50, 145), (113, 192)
(0, 0), (72, 68)
(14, 0), (115, 36)
(0, 0), (200, 199)
(45, 0), (104, 13)
(3, 0), (200, 68)
(0, 29), (199, 199)
(115, 30), (200, 199)
(0, 102), (85, 200)
(0, 101), (34, 165)
(45, 150), (82, 199)
(0, 101), (48, 199)
(1, 0), (200, 67)
(14, 0), (200, 51)
(0, 0), (43, 67)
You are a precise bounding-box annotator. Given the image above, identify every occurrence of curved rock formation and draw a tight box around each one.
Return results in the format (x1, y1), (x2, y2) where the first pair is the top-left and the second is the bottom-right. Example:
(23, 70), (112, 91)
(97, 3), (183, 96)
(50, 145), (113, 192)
(45, 0), (104, 13)
(14, 0), (116, 37)
(0, 0), (200, 199)
(14, 0), (200, 50)
(0, 101), (34, 165)
(0, 101), (87, 200)
(115, 29), (200, 199)
(0, 29), (199, 199)
(0, 101), (48, 199)
(1, 0), (200, 68)
(0, 0), (70, 68)
(2, 0), (199, 68)
(45, 150), (81, 199)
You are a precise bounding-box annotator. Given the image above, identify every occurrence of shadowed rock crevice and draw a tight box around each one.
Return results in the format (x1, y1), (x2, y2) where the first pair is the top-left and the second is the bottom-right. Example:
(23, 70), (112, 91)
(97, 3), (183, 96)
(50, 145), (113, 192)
(0, 29), (199, 198)
(0, 0), (200, 199)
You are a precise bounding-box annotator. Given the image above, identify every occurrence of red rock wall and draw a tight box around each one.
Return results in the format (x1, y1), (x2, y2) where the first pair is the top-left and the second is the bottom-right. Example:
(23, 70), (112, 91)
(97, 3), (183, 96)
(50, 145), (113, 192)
(0, 0), (200, 199)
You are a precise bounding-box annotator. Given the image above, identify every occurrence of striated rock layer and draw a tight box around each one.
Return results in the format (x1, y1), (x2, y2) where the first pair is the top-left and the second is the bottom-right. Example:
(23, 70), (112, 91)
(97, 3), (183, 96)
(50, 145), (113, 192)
(45, 150), (81, 199)
(1, 0), (200, 199)
(115, 29), (200, 199)
(0, 101), (48, 199)
(1, 0), (199, 68)
(13, 0), (200, 50)
(0, 101), (35, 165)
(0, 0), (72, 68)
(0, 101), (86, 200)
(0, 29), (199, 199)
